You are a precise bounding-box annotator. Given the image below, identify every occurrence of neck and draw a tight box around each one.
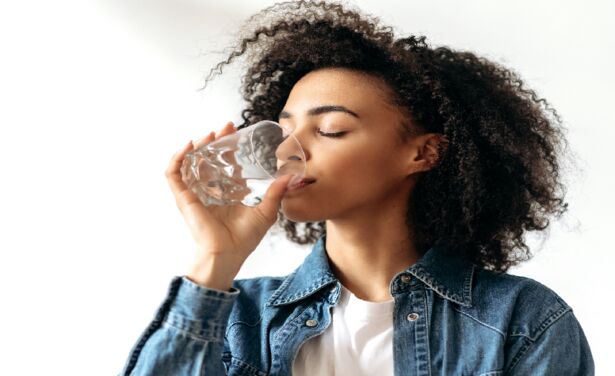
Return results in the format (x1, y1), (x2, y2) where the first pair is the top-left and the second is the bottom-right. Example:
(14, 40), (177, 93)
(324, 199), (419, 302)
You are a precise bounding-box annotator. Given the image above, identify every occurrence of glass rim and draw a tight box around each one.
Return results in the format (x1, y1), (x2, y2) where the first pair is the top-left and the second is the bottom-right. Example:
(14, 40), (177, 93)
(249, 120), (307, 180)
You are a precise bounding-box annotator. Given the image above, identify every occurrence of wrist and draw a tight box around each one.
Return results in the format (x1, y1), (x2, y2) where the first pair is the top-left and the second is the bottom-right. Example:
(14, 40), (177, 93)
(186, 255), (238, 291)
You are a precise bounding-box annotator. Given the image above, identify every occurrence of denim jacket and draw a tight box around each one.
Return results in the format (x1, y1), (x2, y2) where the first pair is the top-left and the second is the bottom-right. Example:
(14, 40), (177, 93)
(120, 234), (594, 375)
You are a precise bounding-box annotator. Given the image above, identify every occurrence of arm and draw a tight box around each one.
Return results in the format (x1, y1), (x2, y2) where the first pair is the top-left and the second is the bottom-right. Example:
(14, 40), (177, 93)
(505, 310), (594, 375)
(129, 120), (286, 375)
(119, 276), (240, 376)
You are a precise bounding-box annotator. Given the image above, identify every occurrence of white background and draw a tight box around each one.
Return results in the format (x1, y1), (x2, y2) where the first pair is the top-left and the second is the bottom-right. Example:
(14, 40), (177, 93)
(0, 0), (613, 374)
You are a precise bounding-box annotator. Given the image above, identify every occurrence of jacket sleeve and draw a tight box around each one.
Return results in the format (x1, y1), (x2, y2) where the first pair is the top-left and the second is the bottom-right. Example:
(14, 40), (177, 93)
(505, 309), (595, 375)
(119, 276), (240, 376)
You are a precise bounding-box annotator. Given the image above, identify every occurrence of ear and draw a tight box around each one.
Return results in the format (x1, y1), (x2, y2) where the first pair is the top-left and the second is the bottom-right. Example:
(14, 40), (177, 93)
(406, 133), (449, 174)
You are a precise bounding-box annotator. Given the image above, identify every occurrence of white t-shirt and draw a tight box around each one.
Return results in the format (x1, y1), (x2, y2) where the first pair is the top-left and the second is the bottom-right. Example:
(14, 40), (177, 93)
(292, 283), (395, 375)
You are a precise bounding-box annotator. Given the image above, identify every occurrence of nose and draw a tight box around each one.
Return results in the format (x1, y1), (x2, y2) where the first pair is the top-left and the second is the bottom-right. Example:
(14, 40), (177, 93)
(275, 129), (308, 172)
(275, 139), (305, 169)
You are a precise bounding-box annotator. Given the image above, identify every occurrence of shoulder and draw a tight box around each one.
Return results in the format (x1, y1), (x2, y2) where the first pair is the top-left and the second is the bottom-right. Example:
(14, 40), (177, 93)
(468, 270), (595, 373)
(466, 268), (572, 340)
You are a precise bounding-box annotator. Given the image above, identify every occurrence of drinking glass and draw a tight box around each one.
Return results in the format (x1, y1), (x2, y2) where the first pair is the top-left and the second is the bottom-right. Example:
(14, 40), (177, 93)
(180, 120), (306, 206)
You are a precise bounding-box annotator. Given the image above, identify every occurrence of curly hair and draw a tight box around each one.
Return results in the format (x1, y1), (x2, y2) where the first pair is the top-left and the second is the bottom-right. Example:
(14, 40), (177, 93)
(197, 0), (577, 272)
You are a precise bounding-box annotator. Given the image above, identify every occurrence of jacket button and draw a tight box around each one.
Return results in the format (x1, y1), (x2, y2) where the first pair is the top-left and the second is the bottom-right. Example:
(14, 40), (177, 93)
(305, 319), (318, 327)
(407, 312), (420, 322)
(401, 275), (412, 283)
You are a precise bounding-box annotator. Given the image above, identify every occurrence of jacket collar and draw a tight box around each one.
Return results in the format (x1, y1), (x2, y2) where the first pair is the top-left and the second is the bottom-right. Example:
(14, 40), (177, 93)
(266, 233), (475, 308)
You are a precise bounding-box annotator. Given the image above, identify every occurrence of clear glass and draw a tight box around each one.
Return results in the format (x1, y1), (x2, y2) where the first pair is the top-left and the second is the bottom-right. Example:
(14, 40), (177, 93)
(180, 120), (306, 206)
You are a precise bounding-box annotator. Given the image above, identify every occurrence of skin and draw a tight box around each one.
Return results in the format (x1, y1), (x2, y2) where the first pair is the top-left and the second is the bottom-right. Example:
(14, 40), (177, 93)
(277, 67), (446, 302)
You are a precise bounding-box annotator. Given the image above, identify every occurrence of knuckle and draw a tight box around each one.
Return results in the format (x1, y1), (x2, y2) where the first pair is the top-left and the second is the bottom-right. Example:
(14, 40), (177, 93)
(253, 207), (272, 227)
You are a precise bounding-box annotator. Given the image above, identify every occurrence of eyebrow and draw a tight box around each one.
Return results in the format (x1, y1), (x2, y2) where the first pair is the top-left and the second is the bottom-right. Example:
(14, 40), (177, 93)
(278, 105), (360, 119)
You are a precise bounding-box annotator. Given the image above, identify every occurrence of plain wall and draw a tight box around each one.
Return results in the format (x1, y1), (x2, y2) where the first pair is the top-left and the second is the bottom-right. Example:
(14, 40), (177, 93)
(0, 0), (612, 374)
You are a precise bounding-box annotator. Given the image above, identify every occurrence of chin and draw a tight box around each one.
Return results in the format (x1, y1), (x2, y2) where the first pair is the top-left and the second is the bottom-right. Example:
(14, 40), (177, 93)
(280, 201), (325, 222)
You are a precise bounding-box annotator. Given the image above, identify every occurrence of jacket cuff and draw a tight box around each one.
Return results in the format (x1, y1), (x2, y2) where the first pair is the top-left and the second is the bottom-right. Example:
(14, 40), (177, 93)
(163, 276), (240, 342)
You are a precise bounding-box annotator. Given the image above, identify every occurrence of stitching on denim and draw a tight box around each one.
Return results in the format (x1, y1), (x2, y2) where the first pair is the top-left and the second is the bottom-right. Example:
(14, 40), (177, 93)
(509, 305), (571, 341)
(270, 312), (302, 370)
(269, 274), (337, 306)
(228, 355), (268, 376)
(533, 305), (571, 338)
(167, 310), (226, 329)
(283, 276), (334, 302)
(411, 270), (467, 306)
(505, 309), (574, 373)
(182, 277), (240, 297)
(477, 371), (503, 376)
(507, 331), (532, 340)
(165, 313), (228, 342)
(161, 321), (222, 343)
(452, 306), (506, 338)
(286, 280), (321, 301)
(120, 276), (183, 375)
(421, 289), (433, 376)
(505, 337), (532, 373)
(271, 301), (315, 344)
(463, 264), (476, 305)
(183, 294), (235, 302)
(266, 271), (296, 306)
(227, 316), (263, 334)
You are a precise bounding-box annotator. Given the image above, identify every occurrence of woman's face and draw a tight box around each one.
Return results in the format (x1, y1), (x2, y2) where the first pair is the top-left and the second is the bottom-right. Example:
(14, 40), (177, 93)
(278, 67), (430, 222)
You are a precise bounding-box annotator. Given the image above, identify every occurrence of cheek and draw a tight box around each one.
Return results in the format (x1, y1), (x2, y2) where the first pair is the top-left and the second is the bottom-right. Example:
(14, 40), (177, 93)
(280, 171), (392, 222)
(279, 162), (369, 221)
(280, 139), (401, 220)
(322, 141), (393, 184)
(326, 166), (386, 201)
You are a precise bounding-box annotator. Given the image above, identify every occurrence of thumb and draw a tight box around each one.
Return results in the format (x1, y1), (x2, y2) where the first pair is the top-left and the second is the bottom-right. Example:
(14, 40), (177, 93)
(256, 174), (296, 223)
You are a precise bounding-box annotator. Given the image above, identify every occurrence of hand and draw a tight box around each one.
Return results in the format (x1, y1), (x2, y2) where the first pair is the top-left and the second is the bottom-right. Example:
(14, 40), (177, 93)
(165, 121), (295, 282)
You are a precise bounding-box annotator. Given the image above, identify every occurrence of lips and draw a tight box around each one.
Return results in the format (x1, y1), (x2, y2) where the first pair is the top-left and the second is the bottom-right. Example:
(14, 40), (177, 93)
(288, 177), (316, 190)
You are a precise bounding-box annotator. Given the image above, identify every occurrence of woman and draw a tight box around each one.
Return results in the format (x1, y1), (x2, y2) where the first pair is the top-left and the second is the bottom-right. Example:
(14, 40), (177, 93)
(120, 1), (594, 375)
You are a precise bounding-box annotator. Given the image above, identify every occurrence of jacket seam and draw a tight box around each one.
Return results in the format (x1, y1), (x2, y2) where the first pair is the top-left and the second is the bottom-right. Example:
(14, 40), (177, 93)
(120, 276), (183, 376)
(463, 264), (476, 305)
(452, 307), (506, 338)
(161, 321), (221, 343)
(412, 270), (468, 306)
(182, 276), (240, 298)
(272, 303), (312, 343)
(274, 276), (336, 305)
(226, 278), (281, 334)
(266, 271), (296, 306)
(226, 317), (263, 334)
(505, 308), (573, 373)
(508, 304), (571, 341)
(422, 288), (433, 376)
(228, 355), (268, 376)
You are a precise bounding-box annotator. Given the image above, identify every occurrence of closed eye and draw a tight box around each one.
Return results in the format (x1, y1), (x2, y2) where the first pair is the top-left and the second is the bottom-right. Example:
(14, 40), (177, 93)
(317, 130), (346, 138)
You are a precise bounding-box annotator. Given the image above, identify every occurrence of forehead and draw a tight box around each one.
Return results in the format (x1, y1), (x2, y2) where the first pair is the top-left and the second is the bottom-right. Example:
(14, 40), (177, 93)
(286, 68), (397, 110)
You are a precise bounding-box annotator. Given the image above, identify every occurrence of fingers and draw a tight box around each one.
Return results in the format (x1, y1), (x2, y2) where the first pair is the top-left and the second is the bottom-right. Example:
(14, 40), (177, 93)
(215, 121), (236, 138)
(166, 121), (236, 196)
(165, 140), (196, 199)
(193, 122), (236, 149)
(192, 131), (216, 150)
(255, 174), (295, 224)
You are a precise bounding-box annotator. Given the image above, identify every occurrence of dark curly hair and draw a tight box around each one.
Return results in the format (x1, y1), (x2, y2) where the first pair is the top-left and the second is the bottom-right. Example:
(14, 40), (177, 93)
(197, 0), (578, 272)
